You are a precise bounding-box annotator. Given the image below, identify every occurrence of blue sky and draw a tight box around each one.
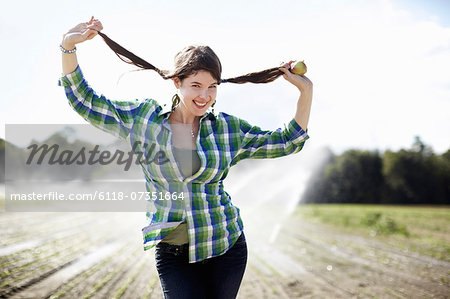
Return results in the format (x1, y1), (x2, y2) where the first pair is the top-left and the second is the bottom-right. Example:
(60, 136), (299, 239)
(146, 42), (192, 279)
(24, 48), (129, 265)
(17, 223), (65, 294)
(1, 0), (449, 153)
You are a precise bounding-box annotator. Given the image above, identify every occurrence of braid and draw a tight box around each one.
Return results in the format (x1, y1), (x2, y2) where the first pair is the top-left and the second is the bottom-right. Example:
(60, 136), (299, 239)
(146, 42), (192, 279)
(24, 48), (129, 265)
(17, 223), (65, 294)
(97, 31), (285, 85)
(222, 67), (283, 84)
(97, 32), (170, 79)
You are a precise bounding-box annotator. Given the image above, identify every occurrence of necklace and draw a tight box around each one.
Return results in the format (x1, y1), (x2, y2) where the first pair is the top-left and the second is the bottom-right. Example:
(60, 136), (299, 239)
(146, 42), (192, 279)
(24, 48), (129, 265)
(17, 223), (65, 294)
(190, 126), (195, 139)
(170, 114), (197, 139)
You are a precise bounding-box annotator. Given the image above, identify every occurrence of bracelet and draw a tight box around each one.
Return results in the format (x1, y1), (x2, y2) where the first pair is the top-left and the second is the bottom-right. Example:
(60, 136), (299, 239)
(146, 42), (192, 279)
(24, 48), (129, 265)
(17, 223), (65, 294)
(60, 44), (77, 54)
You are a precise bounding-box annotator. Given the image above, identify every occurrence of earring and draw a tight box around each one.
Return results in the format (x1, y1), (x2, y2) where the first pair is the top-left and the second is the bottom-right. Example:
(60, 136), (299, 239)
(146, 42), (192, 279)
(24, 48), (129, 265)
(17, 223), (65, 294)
(211, 100), (216, 114)
(171, 94), (180, 112)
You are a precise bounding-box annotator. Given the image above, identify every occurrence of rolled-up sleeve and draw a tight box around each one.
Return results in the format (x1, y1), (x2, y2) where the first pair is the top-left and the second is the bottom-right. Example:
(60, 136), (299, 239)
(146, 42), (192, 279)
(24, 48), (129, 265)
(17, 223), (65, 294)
(230, 117), (309, 165)
(59, 66), (144, 139)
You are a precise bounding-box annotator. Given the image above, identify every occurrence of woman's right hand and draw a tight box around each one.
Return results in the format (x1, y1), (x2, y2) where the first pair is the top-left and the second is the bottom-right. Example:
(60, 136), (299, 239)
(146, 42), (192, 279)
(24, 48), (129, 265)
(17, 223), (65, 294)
(61, 16), (103, 50)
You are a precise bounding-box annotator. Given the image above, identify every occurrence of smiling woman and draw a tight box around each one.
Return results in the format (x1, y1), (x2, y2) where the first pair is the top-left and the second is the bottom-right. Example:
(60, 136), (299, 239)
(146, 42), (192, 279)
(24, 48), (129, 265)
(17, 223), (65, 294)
(59, 16), (313, 299)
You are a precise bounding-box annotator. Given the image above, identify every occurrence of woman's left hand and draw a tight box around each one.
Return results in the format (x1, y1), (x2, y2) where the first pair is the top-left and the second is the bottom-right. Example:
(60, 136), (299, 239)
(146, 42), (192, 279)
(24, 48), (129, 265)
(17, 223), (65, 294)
(279, 61), (313, 94)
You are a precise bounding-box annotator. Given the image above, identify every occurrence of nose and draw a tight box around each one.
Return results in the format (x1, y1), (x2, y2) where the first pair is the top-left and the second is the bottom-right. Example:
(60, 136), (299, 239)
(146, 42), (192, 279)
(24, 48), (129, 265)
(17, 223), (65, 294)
(199, 90), (209, 101)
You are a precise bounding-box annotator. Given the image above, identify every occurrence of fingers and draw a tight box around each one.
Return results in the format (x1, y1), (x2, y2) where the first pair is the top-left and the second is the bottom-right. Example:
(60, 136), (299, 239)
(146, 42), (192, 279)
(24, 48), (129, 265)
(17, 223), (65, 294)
(286, 60), (295, 68)
(278, 67), (291, 81)
(91, 19), (103, 30)
(279, 66), (292, 77)
(88, 22), (103, 31)
(86, 16), (94, 25)
(279, 60), (296, 73)
(280, 60), (295, 68)
(82, 28), (99, 40)
(87, 24), (101, 32)
(279, 62), (289, 69)
(279, 67), (289, 74)
(86, 16), (103, 31)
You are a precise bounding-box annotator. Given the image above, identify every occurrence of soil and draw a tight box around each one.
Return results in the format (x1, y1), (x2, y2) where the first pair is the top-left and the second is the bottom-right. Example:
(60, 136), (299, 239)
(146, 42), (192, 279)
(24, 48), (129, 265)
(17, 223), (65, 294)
(0, 211), (448, 299)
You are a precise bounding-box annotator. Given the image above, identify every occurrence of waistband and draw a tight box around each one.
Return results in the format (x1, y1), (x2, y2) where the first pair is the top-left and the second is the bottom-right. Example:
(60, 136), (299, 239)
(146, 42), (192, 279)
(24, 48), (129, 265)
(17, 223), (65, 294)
(156, 241), (189, 256)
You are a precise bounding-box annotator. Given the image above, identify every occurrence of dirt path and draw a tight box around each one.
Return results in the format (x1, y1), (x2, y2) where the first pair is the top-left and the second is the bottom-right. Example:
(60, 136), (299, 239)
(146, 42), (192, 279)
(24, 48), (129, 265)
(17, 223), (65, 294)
(0, 211), (448, 298)
(276, 217), (449, 298)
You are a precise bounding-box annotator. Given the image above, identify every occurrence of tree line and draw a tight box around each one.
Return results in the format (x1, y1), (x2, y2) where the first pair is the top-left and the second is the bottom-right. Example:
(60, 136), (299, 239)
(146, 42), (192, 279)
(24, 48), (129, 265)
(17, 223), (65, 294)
(302, 137), (450, 205)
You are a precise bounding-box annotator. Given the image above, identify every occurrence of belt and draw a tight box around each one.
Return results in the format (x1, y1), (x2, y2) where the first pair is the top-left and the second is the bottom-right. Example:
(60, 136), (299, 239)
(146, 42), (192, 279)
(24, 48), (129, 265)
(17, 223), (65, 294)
(156, 242), (189, 256)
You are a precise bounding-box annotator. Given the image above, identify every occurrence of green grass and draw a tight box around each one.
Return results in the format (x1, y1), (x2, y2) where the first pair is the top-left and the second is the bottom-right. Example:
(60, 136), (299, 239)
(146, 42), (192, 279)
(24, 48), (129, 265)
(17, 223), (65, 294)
(294, 204), (450, 261)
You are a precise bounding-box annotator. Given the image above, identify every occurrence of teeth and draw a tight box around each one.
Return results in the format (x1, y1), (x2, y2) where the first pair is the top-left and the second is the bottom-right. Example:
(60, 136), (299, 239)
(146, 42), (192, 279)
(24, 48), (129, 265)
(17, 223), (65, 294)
(194, 100), (207, 107)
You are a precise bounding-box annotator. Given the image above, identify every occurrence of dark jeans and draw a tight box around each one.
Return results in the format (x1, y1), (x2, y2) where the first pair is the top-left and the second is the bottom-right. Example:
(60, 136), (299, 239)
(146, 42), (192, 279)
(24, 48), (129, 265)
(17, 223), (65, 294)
(155, 232), (248, 299)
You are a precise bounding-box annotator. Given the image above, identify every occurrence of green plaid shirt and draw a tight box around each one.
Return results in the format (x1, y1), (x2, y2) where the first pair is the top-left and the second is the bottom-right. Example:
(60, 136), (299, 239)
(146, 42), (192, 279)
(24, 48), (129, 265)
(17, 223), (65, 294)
(59, 66), (309, 263)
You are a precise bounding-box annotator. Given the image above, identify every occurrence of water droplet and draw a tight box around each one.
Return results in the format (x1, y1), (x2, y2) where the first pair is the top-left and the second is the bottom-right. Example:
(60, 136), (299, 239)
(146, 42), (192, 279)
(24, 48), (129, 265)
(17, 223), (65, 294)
(326, 265), (333, 271)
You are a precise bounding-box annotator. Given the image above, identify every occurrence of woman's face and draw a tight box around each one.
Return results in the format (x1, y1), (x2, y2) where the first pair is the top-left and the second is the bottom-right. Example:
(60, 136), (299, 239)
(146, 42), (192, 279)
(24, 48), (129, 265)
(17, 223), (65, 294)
(174, 70), (218, 118)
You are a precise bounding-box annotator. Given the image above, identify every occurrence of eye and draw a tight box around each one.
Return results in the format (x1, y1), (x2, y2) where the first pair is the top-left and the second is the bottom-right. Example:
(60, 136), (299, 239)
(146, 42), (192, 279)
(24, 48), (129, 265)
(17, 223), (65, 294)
(209, 85), (217, 89)
(191, 84), (200, 88)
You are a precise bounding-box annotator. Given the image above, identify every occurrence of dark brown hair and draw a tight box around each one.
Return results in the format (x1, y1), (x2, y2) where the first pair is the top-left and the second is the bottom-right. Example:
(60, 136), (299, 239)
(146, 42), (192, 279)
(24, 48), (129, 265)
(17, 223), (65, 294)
(97, 31), (283, 85)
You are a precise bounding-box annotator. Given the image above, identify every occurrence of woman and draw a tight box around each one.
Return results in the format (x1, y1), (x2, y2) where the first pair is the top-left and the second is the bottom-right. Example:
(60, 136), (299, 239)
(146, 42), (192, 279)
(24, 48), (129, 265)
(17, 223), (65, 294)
(60, 17), (312, 299)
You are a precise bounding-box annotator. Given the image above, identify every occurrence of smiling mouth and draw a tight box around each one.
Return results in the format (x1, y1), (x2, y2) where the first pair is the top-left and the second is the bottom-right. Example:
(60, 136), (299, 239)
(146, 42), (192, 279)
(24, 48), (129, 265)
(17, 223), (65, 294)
(193, 100), (208, 108)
